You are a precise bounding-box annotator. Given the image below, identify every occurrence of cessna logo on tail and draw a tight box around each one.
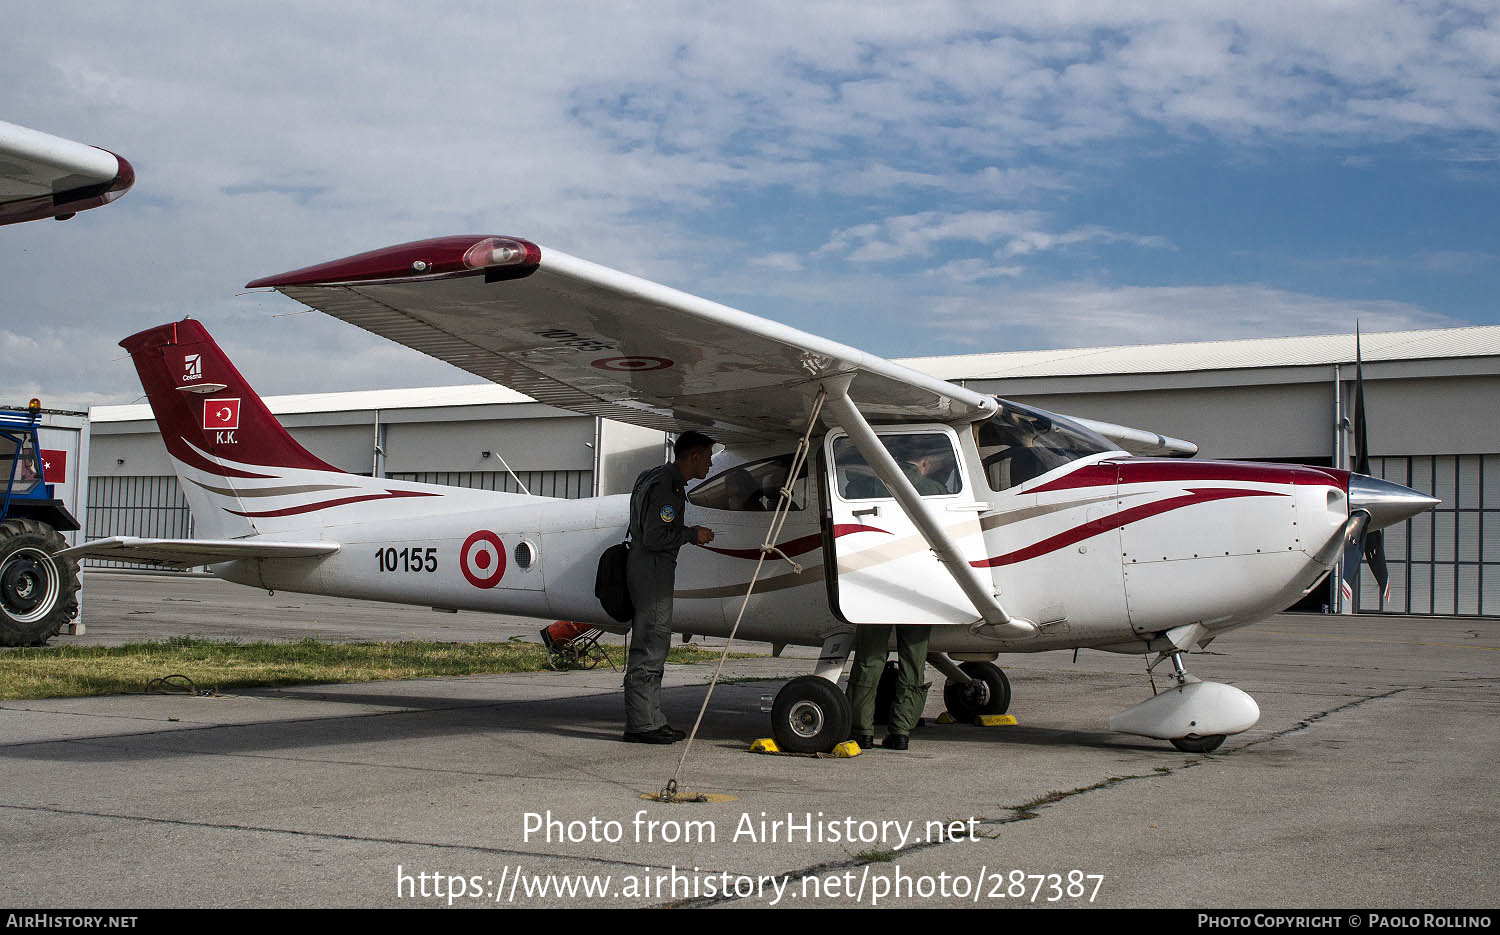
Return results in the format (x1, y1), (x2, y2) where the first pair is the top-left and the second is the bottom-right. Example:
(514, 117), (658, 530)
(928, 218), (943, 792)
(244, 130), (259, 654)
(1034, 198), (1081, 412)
(183, 354), (202, 382)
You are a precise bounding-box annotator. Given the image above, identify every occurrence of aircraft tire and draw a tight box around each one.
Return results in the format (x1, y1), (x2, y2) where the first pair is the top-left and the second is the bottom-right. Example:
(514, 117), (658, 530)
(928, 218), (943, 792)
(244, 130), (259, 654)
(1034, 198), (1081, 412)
(942, 660), (1011, 721)
(1170, 734), (1226, 753)
(0, 519), (79, 647)
(771, 675), (852, 754)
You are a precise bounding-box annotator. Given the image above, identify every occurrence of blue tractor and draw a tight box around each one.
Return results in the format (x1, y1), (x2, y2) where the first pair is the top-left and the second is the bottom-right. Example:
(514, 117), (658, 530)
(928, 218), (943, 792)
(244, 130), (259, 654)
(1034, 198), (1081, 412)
(0, 400), (82, 646)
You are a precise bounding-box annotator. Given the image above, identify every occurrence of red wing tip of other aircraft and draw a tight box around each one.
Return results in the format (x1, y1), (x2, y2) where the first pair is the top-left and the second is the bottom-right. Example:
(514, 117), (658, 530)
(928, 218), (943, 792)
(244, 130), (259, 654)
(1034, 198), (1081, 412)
(244, 235), (542, 289)
(0, 149), (135, 227)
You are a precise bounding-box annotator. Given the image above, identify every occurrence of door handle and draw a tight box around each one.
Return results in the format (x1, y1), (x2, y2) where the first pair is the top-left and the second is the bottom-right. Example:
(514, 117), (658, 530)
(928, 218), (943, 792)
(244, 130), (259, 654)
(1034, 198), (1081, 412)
(852, 505), (879, 518)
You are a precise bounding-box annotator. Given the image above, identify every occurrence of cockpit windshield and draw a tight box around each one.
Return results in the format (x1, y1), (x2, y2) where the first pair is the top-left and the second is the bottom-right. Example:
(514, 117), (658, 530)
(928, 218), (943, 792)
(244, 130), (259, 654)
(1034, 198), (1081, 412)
(975, 400), (1116, 491)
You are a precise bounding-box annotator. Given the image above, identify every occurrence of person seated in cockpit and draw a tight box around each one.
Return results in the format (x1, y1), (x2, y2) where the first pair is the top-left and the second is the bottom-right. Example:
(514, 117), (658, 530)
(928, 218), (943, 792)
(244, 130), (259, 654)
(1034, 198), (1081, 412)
(899, 441), (949, 496)
(1005, 431), (1051, 487)
(724, 467), (766, 511)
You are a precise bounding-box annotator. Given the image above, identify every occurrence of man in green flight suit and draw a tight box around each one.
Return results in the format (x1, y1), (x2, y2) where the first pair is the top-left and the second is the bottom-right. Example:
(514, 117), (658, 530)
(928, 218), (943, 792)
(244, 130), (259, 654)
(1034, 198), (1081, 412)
(622, 431), (716, 744)
(848, 437), (948, 750)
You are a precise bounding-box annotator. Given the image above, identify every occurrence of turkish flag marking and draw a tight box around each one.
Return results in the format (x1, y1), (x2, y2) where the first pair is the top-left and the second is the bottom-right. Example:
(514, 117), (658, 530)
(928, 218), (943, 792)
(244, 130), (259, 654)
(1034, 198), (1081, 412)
(41, 449), (67, 483)
(204, 398), (241, 430)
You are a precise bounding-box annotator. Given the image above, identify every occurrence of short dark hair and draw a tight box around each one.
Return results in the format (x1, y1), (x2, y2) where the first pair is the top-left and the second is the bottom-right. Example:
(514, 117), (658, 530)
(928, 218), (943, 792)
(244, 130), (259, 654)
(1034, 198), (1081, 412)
(674, 430), (716, 459)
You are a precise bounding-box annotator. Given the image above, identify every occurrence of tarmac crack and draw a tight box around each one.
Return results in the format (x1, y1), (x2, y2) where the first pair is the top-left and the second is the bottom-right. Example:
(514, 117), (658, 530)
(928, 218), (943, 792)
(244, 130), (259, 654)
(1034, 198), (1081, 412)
(665, 686), (1416, 908)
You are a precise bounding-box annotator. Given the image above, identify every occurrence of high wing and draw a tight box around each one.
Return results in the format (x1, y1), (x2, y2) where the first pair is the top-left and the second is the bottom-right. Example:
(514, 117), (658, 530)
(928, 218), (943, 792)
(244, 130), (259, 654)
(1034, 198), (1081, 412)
(0, 120), (134, 226)
(1064, 416), (1198, 458)
(246, 236), (998, 443)
(59, 537), (338, 569)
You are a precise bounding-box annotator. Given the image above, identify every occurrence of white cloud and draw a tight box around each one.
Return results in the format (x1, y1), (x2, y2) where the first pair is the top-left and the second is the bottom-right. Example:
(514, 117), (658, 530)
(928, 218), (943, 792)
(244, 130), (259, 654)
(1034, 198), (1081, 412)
(2, 3), (1497, 401)
(817, 211), (1169, 264)
(928, 283), (1458, 349)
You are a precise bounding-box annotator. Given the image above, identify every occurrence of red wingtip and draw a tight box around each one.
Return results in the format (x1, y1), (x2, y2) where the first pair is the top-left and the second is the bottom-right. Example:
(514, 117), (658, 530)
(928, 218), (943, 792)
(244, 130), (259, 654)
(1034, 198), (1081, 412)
(245, 235), (541, 289)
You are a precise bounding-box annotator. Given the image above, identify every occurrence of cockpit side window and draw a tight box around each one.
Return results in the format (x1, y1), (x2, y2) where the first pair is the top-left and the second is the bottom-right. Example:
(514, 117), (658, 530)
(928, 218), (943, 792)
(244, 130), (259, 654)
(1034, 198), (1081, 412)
(831, 433), (961, 500)
(975, 402), (1114, 492)
(0, 432), (42, 496)
(689, 453), (808, 511)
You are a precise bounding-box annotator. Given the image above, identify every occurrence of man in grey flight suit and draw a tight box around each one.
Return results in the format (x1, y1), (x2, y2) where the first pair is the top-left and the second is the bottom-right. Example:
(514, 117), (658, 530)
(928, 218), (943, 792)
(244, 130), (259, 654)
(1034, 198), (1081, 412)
(623, 431), (716, 744)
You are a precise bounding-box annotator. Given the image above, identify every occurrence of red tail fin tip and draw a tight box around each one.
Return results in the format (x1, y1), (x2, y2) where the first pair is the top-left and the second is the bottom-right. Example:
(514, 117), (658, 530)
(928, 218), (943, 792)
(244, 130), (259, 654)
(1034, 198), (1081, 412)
(119, 320), (342, 476)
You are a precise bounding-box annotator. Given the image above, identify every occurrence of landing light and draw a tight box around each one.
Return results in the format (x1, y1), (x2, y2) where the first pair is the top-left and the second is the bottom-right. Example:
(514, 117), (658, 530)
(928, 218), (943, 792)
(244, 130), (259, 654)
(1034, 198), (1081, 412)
(463, 237), (532, 270)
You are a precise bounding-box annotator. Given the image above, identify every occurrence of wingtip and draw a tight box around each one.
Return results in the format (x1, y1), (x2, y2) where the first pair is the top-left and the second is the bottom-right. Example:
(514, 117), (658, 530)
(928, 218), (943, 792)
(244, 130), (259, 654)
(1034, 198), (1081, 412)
(245, 235), (541, 289)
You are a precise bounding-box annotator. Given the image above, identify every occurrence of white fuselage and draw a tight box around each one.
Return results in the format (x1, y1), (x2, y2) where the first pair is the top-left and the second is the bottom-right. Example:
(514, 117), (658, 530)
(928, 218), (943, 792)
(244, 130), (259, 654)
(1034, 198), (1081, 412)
(213, 444), (1349, 657)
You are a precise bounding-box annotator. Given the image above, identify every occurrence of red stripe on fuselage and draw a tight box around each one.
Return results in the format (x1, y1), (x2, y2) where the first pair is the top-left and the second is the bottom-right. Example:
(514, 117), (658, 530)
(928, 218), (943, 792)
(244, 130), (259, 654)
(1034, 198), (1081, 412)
(1027, 459), (1343, 495)
(701, 523), (890, 560)
(970, 487), (1285, 567)
(228, 489), (439, 518)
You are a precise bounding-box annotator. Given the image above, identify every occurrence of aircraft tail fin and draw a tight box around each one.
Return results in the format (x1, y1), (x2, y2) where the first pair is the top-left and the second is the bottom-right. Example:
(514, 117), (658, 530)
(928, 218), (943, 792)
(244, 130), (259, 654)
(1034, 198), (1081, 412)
(119, 319), (421, 539)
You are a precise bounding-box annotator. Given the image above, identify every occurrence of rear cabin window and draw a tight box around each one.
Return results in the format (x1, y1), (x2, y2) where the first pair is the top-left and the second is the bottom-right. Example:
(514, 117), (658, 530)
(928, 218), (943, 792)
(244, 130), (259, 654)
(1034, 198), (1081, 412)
(689, 453), (809, 512)
(831, 433), (961, 500)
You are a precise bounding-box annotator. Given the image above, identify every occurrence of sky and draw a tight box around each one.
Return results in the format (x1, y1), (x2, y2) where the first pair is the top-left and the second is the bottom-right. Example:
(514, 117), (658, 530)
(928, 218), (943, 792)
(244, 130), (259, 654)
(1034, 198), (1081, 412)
(3, 1), (1500, 408)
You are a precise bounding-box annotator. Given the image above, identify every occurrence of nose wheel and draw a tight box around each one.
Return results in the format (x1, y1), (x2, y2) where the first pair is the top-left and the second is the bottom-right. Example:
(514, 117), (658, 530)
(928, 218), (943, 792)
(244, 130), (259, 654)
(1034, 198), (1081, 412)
(1170, 733), (1226, 753)
(1112, 649), (1256, 752)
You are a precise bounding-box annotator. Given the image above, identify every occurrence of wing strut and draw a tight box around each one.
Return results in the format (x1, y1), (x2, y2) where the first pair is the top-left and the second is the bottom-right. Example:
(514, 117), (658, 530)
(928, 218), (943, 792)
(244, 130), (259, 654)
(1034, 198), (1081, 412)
(820, 375), (1038, 641)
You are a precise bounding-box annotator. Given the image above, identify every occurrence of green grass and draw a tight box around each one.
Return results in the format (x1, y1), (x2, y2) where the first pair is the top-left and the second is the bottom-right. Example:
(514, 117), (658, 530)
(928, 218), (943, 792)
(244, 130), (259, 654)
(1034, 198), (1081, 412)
(0, 636), (733, 700)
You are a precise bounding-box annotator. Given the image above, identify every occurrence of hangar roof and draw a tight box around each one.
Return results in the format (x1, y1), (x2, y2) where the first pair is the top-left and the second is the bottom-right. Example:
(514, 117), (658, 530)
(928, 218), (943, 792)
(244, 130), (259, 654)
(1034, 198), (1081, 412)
(895, 325), (1500, 381)
(90, 325), (1500, 424)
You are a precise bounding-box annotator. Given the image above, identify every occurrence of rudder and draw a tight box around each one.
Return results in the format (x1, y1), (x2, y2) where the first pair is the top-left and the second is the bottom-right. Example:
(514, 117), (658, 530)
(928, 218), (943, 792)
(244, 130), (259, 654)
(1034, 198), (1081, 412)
(120, 319), (352, 539)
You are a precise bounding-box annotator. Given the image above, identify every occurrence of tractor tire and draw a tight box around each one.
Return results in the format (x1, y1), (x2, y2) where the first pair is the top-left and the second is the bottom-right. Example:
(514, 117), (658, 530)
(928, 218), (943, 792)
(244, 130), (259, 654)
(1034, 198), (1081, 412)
(0, 519), (80, 647)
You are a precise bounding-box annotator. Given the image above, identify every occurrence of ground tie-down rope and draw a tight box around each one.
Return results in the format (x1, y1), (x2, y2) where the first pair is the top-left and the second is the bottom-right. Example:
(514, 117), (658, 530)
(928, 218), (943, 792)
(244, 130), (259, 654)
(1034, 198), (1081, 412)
(659, 389), (827, 803)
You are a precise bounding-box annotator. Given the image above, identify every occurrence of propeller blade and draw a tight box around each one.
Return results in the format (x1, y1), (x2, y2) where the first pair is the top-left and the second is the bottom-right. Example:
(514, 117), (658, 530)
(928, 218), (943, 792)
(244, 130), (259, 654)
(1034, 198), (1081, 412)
(1364, 528), (1391, 602)
(1339, 510), (1371, 612)
(1353, 323), (1371, 477)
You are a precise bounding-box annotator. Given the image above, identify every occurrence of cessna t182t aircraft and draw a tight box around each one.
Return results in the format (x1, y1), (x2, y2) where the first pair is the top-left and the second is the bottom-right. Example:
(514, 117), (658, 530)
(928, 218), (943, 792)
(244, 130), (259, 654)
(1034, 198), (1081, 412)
(64, 235), (1438, 753)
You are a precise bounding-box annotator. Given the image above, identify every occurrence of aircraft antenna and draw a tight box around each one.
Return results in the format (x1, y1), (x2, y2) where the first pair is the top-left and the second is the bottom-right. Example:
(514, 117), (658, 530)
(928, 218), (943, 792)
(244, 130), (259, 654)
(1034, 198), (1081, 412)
(489, 445), (532, 496)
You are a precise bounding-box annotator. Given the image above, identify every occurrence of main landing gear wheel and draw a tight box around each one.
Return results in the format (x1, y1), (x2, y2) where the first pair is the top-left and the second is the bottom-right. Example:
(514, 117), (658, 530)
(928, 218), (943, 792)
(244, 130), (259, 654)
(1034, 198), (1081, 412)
(1171, 734), (1226, 754)
(771, 675), (852, 754)
(943, 660), (1011, 721)
(0, 519), (80, 647)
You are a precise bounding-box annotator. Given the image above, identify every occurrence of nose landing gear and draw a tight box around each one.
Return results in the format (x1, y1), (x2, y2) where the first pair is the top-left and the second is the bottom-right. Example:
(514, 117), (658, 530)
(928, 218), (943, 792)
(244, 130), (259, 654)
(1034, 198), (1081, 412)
(1110, 650), (1258, 753)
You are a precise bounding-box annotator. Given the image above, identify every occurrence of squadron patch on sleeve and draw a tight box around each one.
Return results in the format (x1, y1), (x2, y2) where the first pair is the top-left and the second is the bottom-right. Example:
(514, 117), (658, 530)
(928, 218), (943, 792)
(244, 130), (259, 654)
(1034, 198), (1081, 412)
(659, 505), (676, 524)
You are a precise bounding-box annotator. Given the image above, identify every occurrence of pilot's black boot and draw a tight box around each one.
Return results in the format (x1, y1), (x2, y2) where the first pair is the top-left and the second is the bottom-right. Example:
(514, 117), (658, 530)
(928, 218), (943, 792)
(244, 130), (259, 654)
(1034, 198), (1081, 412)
(881, 734), (909, 751)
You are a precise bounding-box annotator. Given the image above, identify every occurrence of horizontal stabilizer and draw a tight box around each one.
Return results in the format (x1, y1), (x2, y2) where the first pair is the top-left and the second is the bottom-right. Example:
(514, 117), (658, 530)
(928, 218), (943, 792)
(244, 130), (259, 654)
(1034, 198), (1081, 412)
(59, 537), (338, 568)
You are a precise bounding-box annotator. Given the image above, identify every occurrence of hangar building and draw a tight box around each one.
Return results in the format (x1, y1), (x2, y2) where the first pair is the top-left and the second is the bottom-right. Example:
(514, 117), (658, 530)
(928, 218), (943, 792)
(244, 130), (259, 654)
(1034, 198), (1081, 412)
(87, 325), (1500, 617)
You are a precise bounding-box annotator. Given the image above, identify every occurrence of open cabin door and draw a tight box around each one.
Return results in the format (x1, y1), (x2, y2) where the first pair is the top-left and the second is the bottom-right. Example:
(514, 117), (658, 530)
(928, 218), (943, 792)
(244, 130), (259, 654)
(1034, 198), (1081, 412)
(822, 425), (990, 625)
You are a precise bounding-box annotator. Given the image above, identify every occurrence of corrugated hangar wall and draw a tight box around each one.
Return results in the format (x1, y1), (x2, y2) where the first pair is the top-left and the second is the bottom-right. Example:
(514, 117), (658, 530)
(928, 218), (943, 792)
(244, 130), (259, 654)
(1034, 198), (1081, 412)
(85, 398), (666, 569)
